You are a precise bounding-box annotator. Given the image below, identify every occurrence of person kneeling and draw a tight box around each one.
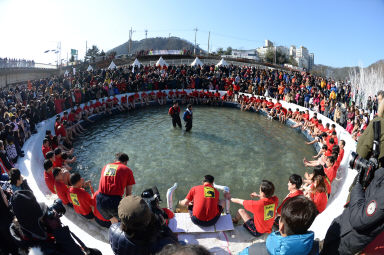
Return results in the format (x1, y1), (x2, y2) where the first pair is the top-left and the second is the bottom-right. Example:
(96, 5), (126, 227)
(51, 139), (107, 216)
(179, 175), (223, 227)
(266, 196), (318, 255)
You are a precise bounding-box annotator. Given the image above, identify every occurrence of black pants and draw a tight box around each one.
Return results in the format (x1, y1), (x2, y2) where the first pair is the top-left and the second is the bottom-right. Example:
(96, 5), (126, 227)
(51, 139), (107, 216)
(185, 120), (192, 132)
(172, 115), (182, 128)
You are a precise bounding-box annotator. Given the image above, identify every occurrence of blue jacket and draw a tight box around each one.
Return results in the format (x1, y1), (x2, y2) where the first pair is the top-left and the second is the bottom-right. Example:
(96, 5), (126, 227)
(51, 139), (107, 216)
(183, 109), (192, 122)
(266, 231), (315, 255)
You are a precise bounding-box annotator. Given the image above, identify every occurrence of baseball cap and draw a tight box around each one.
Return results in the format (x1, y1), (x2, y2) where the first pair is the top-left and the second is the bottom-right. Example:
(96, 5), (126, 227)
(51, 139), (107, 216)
(118, 196), (152, 230)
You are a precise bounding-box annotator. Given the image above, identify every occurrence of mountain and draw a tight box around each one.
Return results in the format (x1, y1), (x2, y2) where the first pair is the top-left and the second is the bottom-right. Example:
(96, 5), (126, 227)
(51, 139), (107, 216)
(312, 59), (384, 81)
(108, 37), (203, 55)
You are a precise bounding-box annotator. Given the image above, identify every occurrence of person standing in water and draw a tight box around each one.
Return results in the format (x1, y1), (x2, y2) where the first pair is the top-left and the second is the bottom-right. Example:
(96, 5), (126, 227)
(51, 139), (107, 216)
(168, 101), (182, 128)
(183, 104), (193, 132)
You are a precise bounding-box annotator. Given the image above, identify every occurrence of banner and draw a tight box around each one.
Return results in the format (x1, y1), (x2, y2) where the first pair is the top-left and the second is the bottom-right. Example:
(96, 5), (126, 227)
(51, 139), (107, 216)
(149, 50), (183, 55)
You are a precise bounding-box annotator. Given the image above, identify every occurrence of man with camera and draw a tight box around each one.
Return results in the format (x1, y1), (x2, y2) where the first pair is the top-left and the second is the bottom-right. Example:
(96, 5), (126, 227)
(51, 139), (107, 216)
(10, 190), (101, 255)
(321, 90), (384, 254)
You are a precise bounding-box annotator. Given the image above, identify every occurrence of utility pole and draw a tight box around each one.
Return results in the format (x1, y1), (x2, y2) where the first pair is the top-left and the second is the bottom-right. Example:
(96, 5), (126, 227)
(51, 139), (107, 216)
(85, 40), (88, 62)
(169, 33), (171, 38)
(193, 27), (198, 55)
(128, 27), (135, 55)
(145, 29), (148, 39)
(207, 31), (210, 54)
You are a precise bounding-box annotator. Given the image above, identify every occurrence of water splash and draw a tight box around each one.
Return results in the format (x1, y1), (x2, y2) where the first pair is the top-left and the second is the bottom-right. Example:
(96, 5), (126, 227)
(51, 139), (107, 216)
(349, 65), (384, 108)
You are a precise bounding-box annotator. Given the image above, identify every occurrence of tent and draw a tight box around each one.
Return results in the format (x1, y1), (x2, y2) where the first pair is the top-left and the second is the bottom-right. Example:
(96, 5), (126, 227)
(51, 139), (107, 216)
(155, 56), (168, 67)
(87, 65), (93, 71)
(108, 61), (117, 70)
(191, 57), (203, 67)
(216, 58), (229, 67)
(132, 58), (142, 67)
(64, 70), (69, 77)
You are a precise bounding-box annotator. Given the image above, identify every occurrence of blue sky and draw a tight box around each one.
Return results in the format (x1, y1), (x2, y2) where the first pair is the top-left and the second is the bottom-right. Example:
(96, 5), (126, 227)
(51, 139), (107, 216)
(0, 0), (383, 67)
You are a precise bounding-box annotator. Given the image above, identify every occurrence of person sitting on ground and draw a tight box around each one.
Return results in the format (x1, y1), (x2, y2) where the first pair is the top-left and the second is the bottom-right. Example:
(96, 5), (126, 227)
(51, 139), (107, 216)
(43, 159), (56, 194)
(266, 196), (319, 255)
(69, 172), (95, 219)
(42, 138), (52, 158)
(179, 175), (223, 227)
(231, 180), (279, 237)
(52, 167), (72, 207)
(307, 175), (328, 213)
(109, 195), (178, 255)
(277, 174), (304, 216)
(304, 144), (329, 167)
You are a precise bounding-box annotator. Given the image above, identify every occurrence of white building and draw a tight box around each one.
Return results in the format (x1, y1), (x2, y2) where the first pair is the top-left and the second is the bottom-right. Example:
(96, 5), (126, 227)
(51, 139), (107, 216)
(265, 40), (273, 47)
(231, 49), (260, 61)
(289, 46), (296, 56)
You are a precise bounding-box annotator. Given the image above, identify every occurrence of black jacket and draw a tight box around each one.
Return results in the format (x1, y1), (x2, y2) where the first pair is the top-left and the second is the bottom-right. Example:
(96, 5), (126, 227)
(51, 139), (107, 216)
(321, 167), (384, 254)
(108, 223), (177, 255)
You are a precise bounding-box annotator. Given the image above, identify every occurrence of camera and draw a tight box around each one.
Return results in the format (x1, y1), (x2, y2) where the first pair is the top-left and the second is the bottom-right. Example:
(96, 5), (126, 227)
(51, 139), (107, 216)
(349, 120), (381, 188)
(141, 186), (168, 224)
(45, 198), (66, 219)
(349, 152), (379, 188)
(141, 186), (161, 213)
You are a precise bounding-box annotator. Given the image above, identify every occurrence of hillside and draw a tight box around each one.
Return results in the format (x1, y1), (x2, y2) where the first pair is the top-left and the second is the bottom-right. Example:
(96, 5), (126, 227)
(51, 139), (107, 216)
(108, 37), (203, 55)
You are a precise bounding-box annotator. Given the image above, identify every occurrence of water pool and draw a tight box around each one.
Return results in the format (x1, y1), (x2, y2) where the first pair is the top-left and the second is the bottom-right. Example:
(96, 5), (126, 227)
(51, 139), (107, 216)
(72, 105), (316, 213)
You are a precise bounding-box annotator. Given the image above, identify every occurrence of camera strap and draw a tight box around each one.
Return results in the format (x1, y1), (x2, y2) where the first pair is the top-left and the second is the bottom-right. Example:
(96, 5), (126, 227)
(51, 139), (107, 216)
(372, 120), (381, 159)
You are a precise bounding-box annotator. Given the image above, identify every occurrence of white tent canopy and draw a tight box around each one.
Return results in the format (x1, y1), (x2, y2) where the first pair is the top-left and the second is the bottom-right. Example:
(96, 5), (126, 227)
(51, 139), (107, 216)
(64, 70), (69, 76)
(191, 57), (203, 67)
(87, 65), (93, 71)
(216, 58), (229, 67)
(132, 58), (142, 67)
(108, 61), (117, 69)
(155, 56), (168, 67)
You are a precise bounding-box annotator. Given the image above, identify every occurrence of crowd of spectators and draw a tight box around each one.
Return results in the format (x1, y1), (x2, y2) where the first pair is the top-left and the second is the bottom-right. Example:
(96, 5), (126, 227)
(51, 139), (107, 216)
(0, 58), (35, 68)
(0, 62), (382, 254)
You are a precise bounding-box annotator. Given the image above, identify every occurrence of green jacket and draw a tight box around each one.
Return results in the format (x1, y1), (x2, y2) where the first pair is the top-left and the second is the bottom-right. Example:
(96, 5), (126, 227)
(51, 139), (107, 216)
(356, 117), (384, 160)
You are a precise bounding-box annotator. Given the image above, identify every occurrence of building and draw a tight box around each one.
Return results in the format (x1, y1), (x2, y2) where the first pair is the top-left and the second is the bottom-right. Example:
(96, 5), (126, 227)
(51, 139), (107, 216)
(265, 40), (274, 47)
(309, 53), (315, 71)
(289, 46), (296, 57)
(231, 49), (260, 61)
(296, 46), (309, 59)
